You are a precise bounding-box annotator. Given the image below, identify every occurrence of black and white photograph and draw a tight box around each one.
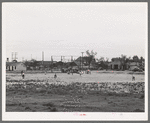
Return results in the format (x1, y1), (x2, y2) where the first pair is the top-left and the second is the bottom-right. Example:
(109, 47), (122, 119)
(2, 2), (148, 121)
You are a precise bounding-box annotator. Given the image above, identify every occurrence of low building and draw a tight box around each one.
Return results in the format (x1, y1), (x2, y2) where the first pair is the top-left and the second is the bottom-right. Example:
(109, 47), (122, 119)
(65, 61), (78, 68)
(6, 62), (27, 71)
(36, 61), (57, 70)
(128, 62), (140, 71)
(110, 58), (122, 70)
(74, 56), (97, 69)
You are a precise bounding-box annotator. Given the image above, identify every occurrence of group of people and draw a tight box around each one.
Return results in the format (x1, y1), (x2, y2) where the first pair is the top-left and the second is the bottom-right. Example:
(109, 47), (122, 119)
(67, 69), (91, 76)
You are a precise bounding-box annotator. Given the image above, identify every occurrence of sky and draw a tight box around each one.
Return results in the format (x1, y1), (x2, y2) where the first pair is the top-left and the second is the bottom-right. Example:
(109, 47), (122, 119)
(2, 2), (147, 62)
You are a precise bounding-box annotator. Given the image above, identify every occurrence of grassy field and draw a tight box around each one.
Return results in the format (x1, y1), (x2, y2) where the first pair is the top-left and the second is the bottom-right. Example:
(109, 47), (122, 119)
(6, 70), (145, 112)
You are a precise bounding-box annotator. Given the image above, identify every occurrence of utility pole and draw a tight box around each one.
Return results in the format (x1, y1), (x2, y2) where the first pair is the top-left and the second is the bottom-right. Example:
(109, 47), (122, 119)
(80, 56), (81, 71)
(12, 52), (14, 61)
(81, 52), (84, 71)
(71, 56), (73, 62)
(42, 51), (44, 64)
(51, 56), (53, 73)
(63, 56), (65, 68)
(63, 56), (65, 62)
(61, 56), (62, 62)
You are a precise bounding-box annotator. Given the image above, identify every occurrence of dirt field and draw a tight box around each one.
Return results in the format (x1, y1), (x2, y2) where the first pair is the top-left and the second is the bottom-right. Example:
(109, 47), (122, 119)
(6, 70), (145, 112)
(6, 70), (144, 83)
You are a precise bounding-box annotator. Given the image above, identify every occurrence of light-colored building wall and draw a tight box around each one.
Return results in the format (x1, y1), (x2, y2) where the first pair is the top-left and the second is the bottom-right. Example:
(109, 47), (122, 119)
(129, 62), (140, 71)
(6, 62), (26, 71)
(16, 63), (27, 71)
(111, 60), (122, 69)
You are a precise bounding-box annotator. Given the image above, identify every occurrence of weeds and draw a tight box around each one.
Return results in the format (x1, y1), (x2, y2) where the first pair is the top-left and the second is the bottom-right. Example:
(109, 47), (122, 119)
(50, 107), (57, 112)
(133, 109), (144, 112)
(43, 102), (54, 107)
(6, 81), (145, 96)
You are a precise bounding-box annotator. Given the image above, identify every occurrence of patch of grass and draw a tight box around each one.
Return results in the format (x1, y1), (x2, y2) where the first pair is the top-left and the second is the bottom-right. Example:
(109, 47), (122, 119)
(6, 103), (18, 106)
(43, 102), (54, 107)
(139, 94), (144, 99)
(50, 107), (57, 112)
(25, 106), (31, 110)
(133, 109), (144, 112)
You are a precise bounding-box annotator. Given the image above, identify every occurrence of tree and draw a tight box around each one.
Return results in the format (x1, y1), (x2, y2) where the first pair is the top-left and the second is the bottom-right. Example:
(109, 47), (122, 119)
(23, 59), (38, 70)
(30, 59), (38, 67)
(133, 55), (139, 66)
(120, 54), (127, 70)
(140, 56), (144, 63)
(24, 60), (31, 67)
(133, 55), (139, 62)
(106, 57), (109, 62)
(97, 57), (108, 70)
(86, 50), (97, 56)
(85, 50), (97, 69)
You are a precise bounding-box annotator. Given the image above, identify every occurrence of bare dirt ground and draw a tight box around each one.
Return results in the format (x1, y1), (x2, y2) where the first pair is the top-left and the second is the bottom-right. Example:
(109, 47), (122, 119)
(6, 70), (144, 83)
(6, 70), (145, 112)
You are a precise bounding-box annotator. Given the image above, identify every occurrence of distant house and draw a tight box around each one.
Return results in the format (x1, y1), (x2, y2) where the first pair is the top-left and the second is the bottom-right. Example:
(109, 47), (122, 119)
(107, 62), (112, 69)
(74, 56), (97, 69)
(36, 61), (57, 70)
(110, 58), (122, 70)
(65, 62), (78, 68)
(128, 62), (140, 71)
(110, 57), (142, 71)
(55, 61), (64, 69)
(6, 62), (27, 71)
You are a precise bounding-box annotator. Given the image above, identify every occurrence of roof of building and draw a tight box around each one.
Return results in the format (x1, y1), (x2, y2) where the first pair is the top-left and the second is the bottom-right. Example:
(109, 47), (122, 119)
(36, 61), (57, 65)
(74, 60), (81, 66)
(66, 62), (78, 66)
(111, 58), (121, 61)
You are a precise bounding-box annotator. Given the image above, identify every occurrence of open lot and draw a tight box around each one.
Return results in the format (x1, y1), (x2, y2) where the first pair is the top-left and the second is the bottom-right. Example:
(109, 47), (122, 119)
(6, 70), (145, 112)
(6, 70), (144, 83)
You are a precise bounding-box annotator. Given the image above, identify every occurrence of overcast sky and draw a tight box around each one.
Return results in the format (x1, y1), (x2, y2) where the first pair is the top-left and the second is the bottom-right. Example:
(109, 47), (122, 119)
(3, 2), (147, 62)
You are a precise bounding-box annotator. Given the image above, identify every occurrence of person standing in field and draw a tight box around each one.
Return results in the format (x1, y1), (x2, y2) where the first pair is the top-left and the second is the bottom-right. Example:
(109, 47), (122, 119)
(79, 71), (82, 76)
(22, 73), (25, 79)
(54, 73), (57, 79)
(132, 72), (135, 81)
(21, 70), (23, 75)
(132, 75), (135, 81)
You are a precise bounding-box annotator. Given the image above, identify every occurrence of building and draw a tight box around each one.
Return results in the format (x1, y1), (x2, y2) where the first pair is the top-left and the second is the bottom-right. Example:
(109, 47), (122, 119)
(74, 56), (97, 69)
(6, 62), (27, 71)
(110, 58), (122, 70)
(128, 62), (140, 71)
(36, 61), (57, 70)
(110, 57), (142, 71)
